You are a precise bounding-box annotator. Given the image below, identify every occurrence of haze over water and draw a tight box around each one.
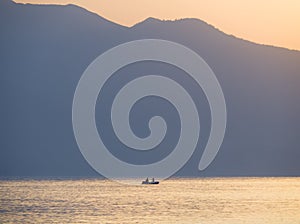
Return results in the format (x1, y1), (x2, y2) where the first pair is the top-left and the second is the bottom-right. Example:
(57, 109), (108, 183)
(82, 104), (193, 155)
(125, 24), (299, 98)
(1, 177), (299, 223)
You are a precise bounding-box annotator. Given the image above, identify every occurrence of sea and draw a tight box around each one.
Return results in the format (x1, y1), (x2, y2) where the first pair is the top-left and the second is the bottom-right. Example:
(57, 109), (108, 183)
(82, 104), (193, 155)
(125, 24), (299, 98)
(1, 177), (299, 223)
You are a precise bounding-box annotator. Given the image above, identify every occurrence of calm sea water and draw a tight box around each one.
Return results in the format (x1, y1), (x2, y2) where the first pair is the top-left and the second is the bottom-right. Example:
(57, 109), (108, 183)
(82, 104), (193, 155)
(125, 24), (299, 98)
(0, 178), (300, 223)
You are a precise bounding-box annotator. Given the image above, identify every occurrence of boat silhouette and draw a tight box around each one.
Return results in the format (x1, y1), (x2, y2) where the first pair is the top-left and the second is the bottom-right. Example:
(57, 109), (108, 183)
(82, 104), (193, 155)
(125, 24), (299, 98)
(142, 177), (159, 184)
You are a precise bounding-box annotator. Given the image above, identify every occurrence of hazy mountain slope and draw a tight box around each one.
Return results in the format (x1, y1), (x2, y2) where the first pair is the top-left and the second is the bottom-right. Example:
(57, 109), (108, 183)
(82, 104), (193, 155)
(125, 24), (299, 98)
(1, 0), (299, 177)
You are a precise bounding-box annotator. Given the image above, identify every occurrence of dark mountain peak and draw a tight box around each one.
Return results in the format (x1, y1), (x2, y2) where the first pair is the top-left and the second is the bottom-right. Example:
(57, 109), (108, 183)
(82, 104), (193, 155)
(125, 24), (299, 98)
(1, 0), (128, 30)
(133, 17), (213, 27)
(132, 16), (225, 37)
(143, 17), (162, 23)
(132, 17), (163, 27)
(169, 18), (218, 28)
(130, 16), (299, 53)
(134, 17), (212, 26)
(59, 3), (127, 28)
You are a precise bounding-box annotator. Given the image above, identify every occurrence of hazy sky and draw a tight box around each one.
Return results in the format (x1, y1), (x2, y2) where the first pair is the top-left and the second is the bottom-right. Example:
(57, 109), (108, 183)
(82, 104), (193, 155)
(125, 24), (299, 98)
(15, 0), (300, 50)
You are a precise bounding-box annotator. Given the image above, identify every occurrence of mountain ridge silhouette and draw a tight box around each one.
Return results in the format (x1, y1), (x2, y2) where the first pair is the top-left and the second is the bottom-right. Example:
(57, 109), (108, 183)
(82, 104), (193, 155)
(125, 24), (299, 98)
(7, 0), (300, 52)
(1, 0), (300, 177)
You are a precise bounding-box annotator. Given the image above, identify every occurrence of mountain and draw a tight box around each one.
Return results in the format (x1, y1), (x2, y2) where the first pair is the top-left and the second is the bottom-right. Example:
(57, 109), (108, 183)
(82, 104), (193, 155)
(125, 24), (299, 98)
(1, 0), (300, 177)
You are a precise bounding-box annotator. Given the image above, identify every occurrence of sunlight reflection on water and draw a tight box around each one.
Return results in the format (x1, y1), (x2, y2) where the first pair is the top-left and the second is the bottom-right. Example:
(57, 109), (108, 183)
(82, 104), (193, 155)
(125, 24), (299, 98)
(1, 178), (300, 223)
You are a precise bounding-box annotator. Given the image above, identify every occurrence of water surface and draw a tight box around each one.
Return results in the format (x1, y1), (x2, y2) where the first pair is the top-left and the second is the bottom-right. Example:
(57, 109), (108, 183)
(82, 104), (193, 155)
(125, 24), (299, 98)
(1, 178), (299, 223)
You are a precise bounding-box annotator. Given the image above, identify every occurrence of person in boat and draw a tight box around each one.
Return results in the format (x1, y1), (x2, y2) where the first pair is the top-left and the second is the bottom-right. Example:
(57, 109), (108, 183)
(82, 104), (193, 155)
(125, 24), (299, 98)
(145, 177), (149, 183)
(152, 177), (155, 183)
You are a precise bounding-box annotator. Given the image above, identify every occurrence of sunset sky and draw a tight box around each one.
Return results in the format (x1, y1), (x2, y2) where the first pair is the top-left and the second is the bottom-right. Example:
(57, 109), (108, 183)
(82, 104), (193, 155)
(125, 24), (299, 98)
(14, 0), (300, 51)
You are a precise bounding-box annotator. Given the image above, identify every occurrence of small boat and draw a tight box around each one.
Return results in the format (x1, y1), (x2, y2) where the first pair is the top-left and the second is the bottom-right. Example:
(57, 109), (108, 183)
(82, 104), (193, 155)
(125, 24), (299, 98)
(142, 178), (159, 185)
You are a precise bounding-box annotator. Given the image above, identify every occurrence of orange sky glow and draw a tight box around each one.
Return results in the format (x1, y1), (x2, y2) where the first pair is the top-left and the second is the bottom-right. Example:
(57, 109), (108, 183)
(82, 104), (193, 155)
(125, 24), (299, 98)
(14, 0), (300, 50)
